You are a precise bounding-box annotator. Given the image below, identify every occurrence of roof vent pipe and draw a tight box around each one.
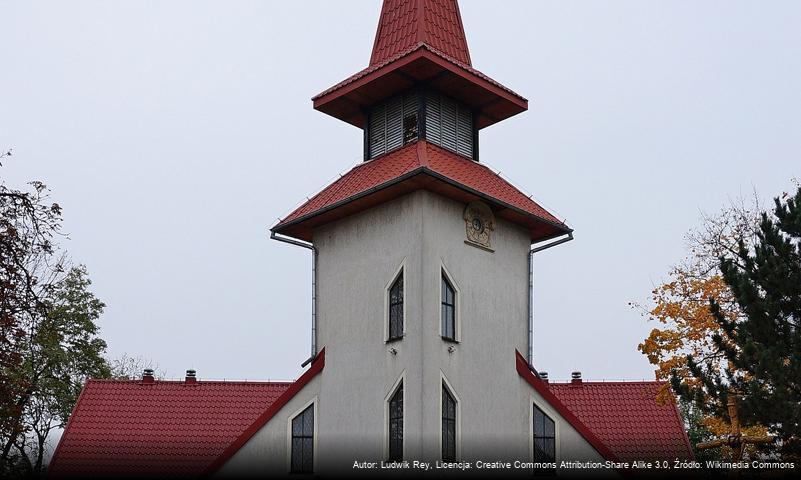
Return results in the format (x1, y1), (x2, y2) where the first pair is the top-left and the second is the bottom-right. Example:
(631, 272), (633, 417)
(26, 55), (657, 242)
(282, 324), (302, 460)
(539, 371), (549, 383)
(185, 369), (197, 383)
(142, 368), (154, 384)
(571, 371), (582, 385)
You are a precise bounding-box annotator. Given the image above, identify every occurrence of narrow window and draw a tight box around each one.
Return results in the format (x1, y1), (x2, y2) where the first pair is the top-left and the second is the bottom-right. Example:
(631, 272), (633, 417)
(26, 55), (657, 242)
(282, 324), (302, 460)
(533, 405), (556, 474)
(291, 404), (314, 474)
(388, 271), (404, 340)
(441, 274), (455, 340)
(442, 384), (457, 461)
(388, 383), (403, 461)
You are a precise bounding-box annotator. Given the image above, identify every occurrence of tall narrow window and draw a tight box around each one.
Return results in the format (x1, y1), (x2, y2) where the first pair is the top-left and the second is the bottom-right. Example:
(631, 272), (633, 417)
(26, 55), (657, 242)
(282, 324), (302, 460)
(291, 404), (314, 474)
(388, 383), (403, 461)
(442, 385), (457, 461)
(533, 405), (556, 474)
(388, 271), (404, 340)
(441, 274), (455, 340)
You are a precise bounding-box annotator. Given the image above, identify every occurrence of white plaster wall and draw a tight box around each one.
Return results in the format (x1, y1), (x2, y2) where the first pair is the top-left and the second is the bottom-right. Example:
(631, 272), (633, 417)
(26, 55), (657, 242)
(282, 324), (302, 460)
(417, 191), (532, 460)
(314, 191), (426, 471)
(217, 189), (609, 477)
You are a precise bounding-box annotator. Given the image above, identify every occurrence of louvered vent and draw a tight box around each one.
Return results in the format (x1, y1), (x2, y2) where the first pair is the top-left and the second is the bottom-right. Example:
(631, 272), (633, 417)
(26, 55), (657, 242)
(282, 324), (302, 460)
(425, 91), (473, 158)
(366, 90), (474, 160)
(368, 92), (419, 159)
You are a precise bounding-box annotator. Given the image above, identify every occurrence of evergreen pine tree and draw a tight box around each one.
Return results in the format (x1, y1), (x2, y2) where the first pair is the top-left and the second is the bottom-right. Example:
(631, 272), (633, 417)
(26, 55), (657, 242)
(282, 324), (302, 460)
(673, 186), (801, 458)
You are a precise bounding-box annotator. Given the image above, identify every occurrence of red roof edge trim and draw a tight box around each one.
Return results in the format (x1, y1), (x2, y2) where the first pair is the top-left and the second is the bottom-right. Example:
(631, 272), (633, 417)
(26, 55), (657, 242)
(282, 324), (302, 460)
(515, 350), (620, 463)
(452, 0), (472, 65)
(312, 44), (526, 106)
(421, 169), (571, 233)
(368, 0), (393, 67)
(273, 166), (428, 231)
(47, 376), (93, 473)
(202, 348), (326, 476)
(671, 389), (696, 459)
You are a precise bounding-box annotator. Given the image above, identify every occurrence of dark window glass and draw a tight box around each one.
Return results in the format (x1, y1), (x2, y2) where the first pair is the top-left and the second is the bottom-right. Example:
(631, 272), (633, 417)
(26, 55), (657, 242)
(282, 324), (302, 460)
(291, 404), (314, 474)
(533, 405), (556, 475)
(403, 113), (418, 144)
(388, 383), (403, 461)
(388, 271), (404, 340)
(441, 274), (455, 340)
(442, 385), (456, 461)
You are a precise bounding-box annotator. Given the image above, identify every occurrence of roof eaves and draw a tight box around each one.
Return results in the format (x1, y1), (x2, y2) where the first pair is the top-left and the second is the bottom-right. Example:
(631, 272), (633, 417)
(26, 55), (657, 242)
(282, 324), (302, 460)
(272, 166), (428, 232)
(312, 43), (526, 105)
(421, 168), (571, 232)
(273, 165), (570, 237)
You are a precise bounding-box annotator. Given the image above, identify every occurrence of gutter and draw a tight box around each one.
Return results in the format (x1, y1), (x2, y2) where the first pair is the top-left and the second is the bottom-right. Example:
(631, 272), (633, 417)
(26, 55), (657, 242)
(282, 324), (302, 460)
(528, 232), (573, 365)
(270, 231), (318, 366)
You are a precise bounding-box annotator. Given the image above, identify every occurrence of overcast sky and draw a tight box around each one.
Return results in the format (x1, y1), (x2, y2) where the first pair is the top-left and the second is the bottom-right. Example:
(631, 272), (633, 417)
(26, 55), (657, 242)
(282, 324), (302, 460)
(2, 0), (799, 383)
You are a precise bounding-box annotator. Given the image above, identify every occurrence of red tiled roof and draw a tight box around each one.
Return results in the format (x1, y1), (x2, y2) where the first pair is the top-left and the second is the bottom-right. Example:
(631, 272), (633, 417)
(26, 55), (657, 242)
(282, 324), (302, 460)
(313, 43), (524, 105)
(49, 350), (326, 478)
(370, 0), (471, 67)
(312, 2), (526, 130)
(516, 351), (693, 463)
(273, 141), (569, 242)
(48, 380), (289, 477)
(548, 381), (694, 462)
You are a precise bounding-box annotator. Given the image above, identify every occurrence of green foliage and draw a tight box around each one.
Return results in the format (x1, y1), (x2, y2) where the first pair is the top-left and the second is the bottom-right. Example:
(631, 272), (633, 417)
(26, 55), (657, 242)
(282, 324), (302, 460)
(677, 397), (721, 462)
(1, 155), (111, 477)
(675, 186), (801, 459)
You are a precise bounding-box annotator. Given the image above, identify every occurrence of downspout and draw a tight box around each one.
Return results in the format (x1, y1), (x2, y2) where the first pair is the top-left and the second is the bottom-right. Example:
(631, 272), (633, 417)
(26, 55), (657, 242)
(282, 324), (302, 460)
(270, 231), (318, 367)
(528, 232), (573, 365)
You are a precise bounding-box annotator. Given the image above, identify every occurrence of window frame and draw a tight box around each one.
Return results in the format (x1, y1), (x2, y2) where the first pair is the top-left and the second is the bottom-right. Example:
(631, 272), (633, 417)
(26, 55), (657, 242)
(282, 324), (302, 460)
(386, 377), (404, 461)
(383, 370), (406, 460)
(440, 264), (460, 342)
(439, 373), (461, 461)
(385, 261), (406, 342)
(286, 398), (317, 474)
(530, 399), (558, 476)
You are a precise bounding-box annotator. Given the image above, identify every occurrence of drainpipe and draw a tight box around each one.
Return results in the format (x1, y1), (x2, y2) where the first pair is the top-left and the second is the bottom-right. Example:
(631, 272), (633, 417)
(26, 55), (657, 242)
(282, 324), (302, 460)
(528, 232), (573, 365)
(270, 231), (317, 366)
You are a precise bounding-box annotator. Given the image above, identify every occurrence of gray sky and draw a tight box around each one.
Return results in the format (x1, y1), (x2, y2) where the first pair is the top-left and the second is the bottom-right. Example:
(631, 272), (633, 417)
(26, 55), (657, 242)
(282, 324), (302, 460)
(1, 0), (799, 383)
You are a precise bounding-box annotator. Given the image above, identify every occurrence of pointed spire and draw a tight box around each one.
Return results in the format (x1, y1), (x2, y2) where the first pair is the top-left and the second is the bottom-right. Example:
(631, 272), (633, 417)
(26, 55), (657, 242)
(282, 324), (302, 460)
(370, 0), (471, 66)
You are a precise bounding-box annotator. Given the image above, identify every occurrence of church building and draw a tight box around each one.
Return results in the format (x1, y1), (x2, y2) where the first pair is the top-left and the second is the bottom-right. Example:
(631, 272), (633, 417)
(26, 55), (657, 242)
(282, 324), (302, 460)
(49, 1), (692, 477)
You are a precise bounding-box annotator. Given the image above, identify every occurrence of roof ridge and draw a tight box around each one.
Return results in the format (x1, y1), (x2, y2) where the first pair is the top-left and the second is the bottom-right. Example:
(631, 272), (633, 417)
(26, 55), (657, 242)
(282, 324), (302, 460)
(548, 380), (665, 386)
(85, 378), (296, 385)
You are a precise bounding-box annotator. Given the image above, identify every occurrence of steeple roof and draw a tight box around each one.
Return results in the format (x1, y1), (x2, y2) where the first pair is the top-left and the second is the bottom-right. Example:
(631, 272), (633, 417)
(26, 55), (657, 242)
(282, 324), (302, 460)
(370, 0), (471, 67)
(313, 0), (527, 130)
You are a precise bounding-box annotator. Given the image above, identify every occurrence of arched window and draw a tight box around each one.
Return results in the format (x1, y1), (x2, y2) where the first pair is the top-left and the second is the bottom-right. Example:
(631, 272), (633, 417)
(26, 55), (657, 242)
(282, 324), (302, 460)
(533, 405), (556, 472)
(290, 404), (314, 474)
(442, 384), (457, 461)
(441, 273), (456, 340)
(388, 271), (404, 340)
(388, 382), (403, 461)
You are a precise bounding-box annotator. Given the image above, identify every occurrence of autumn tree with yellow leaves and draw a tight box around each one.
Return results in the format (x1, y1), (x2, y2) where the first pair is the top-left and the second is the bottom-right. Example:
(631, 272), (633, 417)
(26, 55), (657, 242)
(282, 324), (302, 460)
(637, 196), (771, 460)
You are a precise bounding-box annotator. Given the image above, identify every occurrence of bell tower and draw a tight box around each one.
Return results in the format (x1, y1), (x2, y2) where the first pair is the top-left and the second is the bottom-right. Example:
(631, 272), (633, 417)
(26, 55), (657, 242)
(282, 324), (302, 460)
(268, 0), (573, 471)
